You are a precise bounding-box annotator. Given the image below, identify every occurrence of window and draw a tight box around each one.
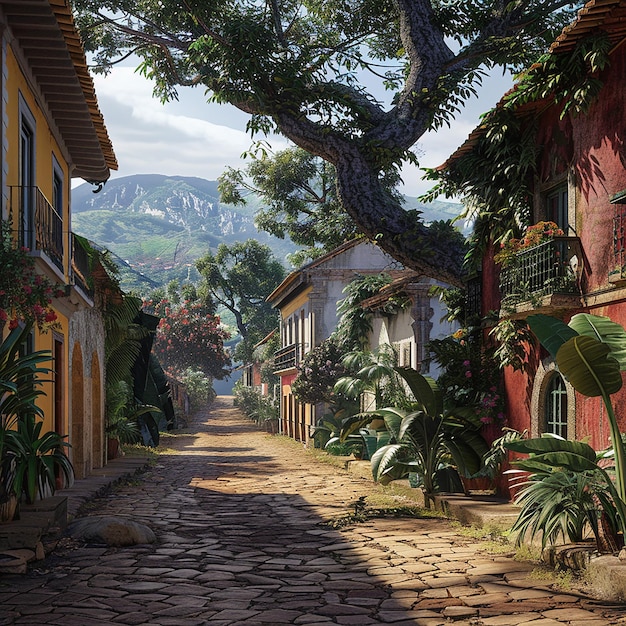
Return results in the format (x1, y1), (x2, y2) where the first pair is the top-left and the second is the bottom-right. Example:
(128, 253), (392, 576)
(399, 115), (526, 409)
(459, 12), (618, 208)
(546, 185), (569, 232)
(544, 372), (568, 438)
(19, 95), (36, 249)
(52, 156), (64, 258)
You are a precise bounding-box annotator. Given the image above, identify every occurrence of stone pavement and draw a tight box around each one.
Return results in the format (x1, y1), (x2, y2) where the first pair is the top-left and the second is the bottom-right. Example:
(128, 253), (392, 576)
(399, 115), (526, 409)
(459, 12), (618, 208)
(1, 397), (626, 626)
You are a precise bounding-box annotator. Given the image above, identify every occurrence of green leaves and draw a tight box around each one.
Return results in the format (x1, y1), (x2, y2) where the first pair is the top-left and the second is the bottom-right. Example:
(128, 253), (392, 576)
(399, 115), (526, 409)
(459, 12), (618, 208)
(527, 313), (624, 397)
(556, 335), (622, 397)
(394, 367), (443, 417)
(568, 313), (626, 370)
(526, 314), (578, 359)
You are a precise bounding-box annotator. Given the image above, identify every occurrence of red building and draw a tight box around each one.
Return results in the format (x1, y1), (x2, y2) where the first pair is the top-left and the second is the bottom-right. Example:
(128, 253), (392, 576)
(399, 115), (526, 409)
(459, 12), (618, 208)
(441, 0), (626, 496)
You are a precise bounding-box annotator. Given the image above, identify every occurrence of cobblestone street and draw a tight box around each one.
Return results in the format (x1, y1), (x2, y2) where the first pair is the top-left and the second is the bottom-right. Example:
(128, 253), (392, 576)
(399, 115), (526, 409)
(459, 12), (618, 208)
(1, 397), (626, 625)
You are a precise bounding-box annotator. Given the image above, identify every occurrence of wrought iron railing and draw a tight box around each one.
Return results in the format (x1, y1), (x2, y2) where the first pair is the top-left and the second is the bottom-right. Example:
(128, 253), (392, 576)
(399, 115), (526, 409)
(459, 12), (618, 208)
(465, 273), (482, 319)
(499, 237), (583, 304)
(8, 186), (63, 272)
(274, 343), (299, 372)
(71, 233), (93, 298)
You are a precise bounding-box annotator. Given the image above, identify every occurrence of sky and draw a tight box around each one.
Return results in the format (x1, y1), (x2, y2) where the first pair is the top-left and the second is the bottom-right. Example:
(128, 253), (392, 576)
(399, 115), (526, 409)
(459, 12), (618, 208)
(90, 65), (514, 199)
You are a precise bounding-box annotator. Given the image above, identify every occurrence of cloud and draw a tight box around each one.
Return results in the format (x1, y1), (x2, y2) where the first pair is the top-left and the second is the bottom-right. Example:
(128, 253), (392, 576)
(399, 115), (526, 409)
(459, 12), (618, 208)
(91, 65), (511, 199)
(92, 67), (284, 183)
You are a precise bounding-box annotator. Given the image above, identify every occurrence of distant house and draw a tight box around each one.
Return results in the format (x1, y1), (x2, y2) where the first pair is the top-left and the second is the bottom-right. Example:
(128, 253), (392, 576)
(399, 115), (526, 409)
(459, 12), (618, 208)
(440, 0), (626, 468)
(360, 270), (458, 380)
(267, 240), (456, 443)
(1, 1), (117, 476)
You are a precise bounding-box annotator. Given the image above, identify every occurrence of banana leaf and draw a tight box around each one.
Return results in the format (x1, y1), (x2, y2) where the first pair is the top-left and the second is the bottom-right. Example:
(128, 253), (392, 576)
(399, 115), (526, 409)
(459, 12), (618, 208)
(505, 434), (597, 463)
(556, 335), (622, 397)
(526, 314), (578, 359)
(394, 367), (442, 417)
(568, 313), (626, 370)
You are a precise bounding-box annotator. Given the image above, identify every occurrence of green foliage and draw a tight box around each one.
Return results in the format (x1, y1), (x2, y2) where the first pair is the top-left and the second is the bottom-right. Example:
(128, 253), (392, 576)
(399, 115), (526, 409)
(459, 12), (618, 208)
(527, 314), (626, 501)
(333, 273), (395, 351)
(196, 239), (285, 364)
(429, 325), (505, 425)
(11, 413), (74, 505)
(233, 383), (279, 427)
(335, 345), (413, 415)
(0, 325), (54, 507)
(425, 31), (611, 271)
(105, 380), (149, 445)
(368, 368), (488, 506)
(73, 0), (579, 275)
(219, 148), (362, 264)
(506, 435), (624, 550)
(181, 368), (216, 409)
(0, 325), (74, 506)
(509, 314), (626, 551)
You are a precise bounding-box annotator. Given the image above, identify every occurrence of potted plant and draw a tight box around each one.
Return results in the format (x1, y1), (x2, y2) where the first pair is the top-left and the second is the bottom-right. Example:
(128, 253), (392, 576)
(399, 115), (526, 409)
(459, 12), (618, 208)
(11, 413), (74, 504)
(0, 324), (73, 517)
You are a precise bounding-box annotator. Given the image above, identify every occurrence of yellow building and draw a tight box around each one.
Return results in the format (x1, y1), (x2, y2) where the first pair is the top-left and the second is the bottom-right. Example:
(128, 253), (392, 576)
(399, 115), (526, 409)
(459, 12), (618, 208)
(267, 240), (403, 444)
(1, 0), (117, 477)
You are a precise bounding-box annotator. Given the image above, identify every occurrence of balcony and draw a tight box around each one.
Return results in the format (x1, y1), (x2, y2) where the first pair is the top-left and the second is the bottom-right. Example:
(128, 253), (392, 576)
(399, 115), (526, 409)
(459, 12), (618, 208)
(8, 186), (63, 273)
(71, 233), (94, 299)
(499, 237), (583, 317)
(274, 343), (299, 372)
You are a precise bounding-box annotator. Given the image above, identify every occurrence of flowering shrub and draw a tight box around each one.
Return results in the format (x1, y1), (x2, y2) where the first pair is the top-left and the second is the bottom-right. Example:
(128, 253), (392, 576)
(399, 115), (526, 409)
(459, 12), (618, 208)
(430, 328), (505, 426)
(494, 221), (564, 266)
(145, 298), (231, 379)
(0, 222), (63, 332)
(292, 337), (351, 405)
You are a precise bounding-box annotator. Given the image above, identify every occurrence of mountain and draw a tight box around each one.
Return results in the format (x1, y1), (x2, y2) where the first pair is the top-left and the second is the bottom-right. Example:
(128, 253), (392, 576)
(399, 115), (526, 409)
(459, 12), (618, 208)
(71, 174), (463, 293)
(71, 174), (297, 291)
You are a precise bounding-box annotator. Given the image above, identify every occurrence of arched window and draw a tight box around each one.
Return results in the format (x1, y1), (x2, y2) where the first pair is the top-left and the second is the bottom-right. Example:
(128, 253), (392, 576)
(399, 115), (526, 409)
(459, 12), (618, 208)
(544, 372), (568, 438)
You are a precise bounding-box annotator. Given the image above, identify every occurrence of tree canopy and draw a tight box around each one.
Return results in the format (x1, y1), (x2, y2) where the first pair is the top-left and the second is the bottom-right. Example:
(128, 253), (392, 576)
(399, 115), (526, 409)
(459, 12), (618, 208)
(219, 148), (360, 265)
(195, 239), (286, 362)
(74, 0), (582, 278)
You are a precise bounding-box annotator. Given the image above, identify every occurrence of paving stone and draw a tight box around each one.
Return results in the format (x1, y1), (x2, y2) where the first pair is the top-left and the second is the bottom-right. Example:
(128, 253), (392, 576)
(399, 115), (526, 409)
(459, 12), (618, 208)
(4, 397), (625, 625)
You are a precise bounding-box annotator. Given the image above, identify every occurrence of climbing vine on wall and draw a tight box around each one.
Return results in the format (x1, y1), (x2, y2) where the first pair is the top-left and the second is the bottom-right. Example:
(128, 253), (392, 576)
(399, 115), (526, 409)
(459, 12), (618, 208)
(422, 32), (611, 271)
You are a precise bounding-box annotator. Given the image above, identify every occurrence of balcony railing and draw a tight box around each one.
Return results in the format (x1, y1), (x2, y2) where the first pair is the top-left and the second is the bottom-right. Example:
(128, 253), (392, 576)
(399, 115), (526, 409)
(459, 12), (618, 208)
(274, 343), (299, 372)
(8, 186), (63, 272)
(499, 237), (583, 306)
(71, 233), (94, 298)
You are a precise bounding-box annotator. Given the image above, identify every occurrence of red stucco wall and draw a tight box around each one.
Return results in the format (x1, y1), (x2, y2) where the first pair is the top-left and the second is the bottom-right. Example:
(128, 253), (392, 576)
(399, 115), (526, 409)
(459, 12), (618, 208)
(496, 45), (626, 490)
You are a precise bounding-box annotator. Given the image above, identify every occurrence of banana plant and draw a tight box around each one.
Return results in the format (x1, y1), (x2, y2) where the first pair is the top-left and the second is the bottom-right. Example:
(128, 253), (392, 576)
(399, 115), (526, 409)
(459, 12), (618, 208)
(368, 367), (488, 507)
(526, 313), (626, 501)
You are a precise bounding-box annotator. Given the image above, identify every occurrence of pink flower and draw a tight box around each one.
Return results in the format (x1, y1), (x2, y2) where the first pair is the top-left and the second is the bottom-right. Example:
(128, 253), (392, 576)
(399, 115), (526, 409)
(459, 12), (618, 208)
(465, 371), (472, 378)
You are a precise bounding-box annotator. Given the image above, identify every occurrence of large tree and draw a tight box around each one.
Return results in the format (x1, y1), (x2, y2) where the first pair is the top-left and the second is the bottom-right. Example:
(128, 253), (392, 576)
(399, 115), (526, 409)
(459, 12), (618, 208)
(74, 0), (581, 278)
(219, 147), (404, 265)
(196, 239), (286, 362)
(219, 148), (359, 265)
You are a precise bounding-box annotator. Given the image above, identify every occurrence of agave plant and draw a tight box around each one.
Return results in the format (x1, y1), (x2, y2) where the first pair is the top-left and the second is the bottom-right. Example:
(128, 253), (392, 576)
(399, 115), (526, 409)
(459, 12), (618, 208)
(0, 324), (73, 510)
(505, 435), (625, 551)
(367, 367), (489, 507)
